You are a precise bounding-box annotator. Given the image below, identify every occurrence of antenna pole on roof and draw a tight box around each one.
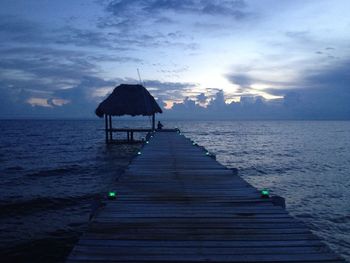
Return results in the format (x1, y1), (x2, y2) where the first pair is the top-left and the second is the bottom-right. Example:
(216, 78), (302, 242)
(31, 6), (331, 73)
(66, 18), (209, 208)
(137, 68), (143, 86)
(137, 68), (152, 128)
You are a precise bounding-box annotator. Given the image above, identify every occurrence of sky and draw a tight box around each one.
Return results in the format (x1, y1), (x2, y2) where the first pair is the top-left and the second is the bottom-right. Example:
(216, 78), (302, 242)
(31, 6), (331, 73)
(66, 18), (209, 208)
(1, 0), (350, 119)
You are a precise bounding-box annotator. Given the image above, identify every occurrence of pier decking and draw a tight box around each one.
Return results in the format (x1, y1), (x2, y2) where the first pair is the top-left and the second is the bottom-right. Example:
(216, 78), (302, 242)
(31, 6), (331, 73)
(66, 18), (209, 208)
(67, 131), (344, 262)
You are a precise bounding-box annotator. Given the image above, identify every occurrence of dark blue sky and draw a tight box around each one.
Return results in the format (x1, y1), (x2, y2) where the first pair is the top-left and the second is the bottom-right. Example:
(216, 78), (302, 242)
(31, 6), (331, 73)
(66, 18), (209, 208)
(1, 0), (350, 119)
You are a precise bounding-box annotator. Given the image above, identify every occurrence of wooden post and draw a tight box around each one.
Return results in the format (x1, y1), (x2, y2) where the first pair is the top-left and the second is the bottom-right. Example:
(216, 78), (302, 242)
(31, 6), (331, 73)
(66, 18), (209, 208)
(108, 115), (113, 142)
(105, 114), (108, 144)
(152, 113), (155, 131)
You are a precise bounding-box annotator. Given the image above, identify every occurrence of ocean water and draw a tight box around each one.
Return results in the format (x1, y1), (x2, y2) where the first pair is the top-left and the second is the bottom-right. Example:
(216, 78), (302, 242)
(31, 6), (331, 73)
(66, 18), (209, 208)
(0, 120), (349, 262)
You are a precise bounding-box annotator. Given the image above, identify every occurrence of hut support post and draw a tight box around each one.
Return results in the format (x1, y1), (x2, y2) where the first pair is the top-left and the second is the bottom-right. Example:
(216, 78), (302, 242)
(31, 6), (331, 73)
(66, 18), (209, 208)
(105, 114), (109, 144)
(152, 113), (155, 131)
(108, 115), (113, 142)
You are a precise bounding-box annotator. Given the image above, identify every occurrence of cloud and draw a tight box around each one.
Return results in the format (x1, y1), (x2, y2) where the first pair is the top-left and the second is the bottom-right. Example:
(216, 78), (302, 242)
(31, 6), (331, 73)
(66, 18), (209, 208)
(208, 90), (226, 109)
(165, 57), (350, 120)
(227, 73), (253, 87)
(0, 75), (118, 118)
(0, 15), (52, 45)
(264, 59), (350, 119)
(95, 0), (251, 51)
(0, 47), (98, 91)
(1, 1), (350, 120)
(105, 0), (247, 18)
(285, 31), (310, 41)
(143, 80), (198, 100)
(55, 26), (113, 49)
(196, 92), (207, 103)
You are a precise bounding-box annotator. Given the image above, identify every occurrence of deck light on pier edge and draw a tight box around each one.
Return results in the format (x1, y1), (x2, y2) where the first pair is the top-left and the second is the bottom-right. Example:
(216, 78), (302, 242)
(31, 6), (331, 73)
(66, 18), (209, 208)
(261, 189), (270, 198)
(108, 191), (117, 200)
(146, 141), (149, 144)
(137, 151), (142, 155)
(206, 152), (210, 156)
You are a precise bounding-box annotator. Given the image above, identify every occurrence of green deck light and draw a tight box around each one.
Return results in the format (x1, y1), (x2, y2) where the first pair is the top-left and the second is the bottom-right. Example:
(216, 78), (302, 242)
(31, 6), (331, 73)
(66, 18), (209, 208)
(108, 191), (117, 200)
(261, 189), (270, 198)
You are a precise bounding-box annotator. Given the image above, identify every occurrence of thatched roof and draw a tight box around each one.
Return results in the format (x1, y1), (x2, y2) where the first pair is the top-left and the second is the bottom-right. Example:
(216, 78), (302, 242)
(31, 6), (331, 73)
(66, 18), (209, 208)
(95, 84), (162, 117)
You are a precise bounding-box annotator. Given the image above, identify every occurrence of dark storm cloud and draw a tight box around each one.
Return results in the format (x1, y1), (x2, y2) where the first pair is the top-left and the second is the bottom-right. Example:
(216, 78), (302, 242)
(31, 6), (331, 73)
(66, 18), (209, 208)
(264, 59), (350, 119)
(265, 59), (350, 94)
(226, 72), (292, 95)
(227, 70), (295, 88)
(304, 60), (350, 89)
(227, 73), (253, 87)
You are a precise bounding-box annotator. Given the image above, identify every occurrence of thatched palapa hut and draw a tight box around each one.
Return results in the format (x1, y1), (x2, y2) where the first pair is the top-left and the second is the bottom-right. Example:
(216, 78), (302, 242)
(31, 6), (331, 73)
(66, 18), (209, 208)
(95, 84), (162, 143)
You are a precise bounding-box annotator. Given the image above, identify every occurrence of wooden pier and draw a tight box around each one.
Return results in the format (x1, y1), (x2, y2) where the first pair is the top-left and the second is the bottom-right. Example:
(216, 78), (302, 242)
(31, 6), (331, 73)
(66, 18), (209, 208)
(67, 130), (344, 262)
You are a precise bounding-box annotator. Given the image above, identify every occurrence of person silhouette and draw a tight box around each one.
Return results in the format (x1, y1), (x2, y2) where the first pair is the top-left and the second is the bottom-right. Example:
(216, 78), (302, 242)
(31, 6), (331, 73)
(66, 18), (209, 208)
(157, 121), (163, 130)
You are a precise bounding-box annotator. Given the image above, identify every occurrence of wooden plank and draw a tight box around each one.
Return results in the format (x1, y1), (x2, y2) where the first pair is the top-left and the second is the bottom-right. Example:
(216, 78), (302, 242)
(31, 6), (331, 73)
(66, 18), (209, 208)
(94, 217), (303, 224)
(71, 245), (333, 256)
(82, 233), (320, 241)
(77, 239), (326, 248)
(67, 252), (342, 262)
(90, 221), (309, 230)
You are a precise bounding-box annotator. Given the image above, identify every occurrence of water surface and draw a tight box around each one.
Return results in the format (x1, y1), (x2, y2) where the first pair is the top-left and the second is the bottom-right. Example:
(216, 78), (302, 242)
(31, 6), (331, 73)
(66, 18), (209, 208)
(0, 120), (349, 261)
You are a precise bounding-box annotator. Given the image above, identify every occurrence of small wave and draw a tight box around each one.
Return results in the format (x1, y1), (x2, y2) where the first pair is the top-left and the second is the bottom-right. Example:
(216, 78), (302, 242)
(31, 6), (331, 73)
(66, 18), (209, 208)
(5, 166), (24, 171)
(274, 153), (296, 157)
(294, 213), (314, 219)
(0, 193), (101, 218)
(25, 165), (82, 177)
(256, 169), (267, 174)
(329, 215), (350, 224)
(26, 133), (41, 137)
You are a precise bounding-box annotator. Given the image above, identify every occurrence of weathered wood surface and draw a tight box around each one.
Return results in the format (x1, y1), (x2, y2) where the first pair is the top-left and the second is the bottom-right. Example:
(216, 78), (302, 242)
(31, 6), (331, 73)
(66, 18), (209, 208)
(67, 131), (344, 262)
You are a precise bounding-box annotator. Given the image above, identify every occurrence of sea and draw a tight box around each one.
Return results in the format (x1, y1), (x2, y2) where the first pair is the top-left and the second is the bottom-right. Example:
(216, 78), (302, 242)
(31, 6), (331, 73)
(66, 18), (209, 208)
(0, 119), (349, 262)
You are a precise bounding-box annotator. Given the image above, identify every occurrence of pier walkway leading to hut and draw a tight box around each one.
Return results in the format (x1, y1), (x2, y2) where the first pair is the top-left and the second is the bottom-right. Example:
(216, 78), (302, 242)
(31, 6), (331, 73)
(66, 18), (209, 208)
(67, 131), (344, 262)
